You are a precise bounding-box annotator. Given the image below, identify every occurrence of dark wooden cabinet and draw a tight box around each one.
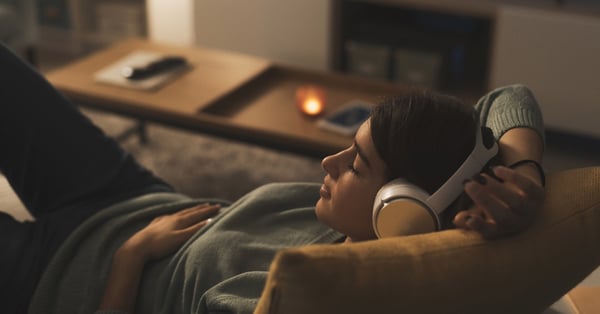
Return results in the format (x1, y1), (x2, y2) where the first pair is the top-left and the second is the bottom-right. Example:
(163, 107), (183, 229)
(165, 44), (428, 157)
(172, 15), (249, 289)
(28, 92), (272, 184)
(331, 0), (492, 99)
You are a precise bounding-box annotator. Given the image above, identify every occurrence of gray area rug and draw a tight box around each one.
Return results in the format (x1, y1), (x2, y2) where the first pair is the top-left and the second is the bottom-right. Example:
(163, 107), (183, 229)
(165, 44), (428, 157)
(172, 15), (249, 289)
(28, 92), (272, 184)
(81, 108), (325, 202)
(76, 108), (600, 202)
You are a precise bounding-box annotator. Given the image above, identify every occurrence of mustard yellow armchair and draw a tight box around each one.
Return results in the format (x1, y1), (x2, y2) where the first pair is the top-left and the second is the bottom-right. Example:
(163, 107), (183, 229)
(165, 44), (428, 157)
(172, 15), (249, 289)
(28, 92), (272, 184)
(255, 167), (600, 314)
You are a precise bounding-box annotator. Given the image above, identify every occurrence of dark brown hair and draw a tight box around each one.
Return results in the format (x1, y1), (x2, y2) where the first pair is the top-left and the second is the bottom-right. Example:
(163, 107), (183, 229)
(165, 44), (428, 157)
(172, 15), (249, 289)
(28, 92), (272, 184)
(370, 88), (488, 228)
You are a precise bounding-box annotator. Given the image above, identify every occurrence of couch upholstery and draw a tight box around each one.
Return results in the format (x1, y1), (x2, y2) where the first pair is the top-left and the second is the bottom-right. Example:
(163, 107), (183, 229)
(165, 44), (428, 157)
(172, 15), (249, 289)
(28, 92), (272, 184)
(254, 167), (600, 314)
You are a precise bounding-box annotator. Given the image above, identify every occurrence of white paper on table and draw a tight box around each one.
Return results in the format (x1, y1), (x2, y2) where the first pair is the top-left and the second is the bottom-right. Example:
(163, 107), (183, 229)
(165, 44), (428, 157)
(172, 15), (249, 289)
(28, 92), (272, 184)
(93, 50), (191, 91)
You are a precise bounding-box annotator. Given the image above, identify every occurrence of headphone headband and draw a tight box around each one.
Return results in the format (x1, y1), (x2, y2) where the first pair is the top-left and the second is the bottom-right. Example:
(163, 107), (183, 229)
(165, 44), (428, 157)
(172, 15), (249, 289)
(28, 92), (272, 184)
(426, 124), (498, 214)
(372, 123), (498, 238)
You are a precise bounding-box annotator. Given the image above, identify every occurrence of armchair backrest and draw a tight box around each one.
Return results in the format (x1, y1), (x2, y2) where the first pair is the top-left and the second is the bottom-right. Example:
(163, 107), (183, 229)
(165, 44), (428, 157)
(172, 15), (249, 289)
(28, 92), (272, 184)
(255, 167), (600, 314)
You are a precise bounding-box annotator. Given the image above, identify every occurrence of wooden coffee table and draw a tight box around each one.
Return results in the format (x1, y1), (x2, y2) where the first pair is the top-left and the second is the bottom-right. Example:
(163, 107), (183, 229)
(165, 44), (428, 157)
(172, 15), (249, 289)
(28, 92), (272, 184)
(45, 38), (410, 157)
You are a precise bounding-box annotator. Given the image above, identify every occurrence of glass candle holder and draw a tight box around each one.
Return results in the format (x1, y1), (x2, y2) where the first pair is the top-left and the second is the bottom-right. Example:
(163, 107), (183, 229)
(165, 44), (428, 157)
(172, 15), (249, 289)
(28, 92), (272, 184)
(295, 85), (326, 116)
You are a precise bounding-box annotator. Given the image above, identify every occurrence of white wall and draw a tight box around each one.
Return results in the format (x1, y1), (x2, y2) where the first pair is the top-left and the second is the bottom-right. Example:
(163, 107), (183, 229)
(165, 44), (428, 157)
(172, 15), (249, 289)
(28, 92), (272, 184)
(490, 5), (600, 137)
(146, 0), (196, 45)
(147, 1), (600, 137)
(192, 0), (331, 70)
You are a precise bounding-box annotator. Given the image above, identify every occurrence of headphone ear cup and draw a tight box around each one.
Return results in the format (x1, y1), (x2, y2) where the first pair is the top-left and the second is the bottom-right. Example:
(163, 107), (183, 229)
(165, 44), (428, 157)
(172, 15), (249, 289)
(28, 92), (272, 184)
(374, 199), (438, 237)
(373, 180), (439, 238)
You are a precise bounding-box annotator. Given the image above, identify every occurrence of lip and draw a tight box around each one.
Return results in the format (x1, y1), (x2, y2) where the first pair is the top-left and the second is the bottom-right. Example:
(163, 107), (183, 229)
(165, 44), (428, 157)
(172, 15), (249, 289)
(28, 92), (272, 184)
(320, 182), (331, 199)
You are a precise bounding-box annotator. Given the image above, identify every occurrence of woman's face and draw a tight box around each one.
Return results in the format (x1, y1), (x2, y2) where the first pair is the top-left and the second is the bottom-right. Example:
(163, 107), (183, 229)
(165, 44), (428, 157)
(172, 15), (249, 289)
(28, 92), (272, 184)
(316, 119), (388, 242)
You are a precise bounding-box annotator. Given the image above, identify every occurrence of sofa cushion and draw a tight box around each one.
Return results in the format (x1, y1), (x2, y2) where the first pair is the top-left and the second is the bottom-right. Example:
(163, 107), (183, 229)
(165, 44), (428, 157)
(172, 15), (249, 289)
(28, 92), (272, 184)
(254, 167), (600, 314)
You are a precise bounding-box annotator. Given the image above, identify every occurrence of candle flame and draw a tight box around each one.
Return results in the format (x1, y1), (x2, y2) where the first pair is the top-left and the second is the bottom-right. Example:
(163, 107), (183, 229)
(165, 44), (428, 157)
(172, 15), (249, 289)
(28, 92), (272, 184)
(303, 98), (323, 115)
(296, 85), (325, 116)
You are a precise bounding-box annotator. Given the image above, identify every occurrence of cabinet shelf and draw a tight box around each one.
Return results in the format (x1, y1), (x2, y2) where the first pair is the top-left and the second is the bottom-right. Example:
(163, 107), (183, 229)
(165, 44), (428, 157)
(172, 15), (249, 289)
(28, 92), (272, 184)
(331, 0), (600, 137)
(37, 0), (146, 55)
(332, 0), (492, 99)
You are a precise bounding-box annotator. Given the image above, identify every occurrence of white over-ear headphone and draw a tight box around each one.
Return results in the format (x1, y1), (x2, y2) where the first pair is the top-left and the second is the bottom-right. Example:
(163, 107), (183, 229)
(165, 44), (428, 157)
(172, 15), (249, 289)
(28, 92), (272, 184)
(372, 125), (498, 238)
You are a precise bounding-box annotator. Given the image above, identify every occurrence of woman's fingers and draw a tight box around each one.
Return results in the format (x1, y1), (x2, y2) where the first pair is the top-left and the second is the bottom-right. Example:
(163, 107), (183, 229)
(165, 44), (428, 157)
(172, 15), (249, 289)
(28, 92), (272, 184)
(129, 203), (222, 260)
(493, 166), (544, 201)
(463, 213), (498, 239)
(464, 177), (512, 224)
(174, 203), (221, 228)
(177, 203), (220, 216)
(488, 167), (544, 221)
(457, 166), (545, 239)
(178, 219), (212, 238)
(479, 174), (525, 216)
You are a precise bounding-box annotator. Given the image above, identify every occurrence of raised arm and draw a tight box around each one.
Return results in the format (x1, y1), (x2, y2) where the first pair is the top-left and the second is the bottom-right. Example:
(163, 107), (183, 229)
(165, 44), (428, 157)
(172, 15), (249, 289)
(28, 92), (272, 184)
(478, 84), (545, 182)
(454, 85), (546, 238)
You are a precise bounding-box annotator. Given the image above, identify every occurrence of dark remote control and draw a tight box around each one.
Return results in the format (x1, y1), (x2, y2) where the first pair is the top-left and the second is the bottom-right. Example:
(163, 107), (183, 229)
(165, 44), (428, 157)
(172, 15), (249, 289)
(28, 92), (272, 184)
(121, 56), (188, 80)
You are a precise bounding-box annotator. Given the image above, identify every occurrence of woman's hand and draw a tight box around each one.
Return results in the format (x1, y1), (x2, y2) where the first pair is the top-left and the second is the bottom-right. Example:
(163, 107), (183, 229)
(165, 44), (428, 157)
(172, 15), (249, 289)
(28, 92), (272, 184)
(453, 165), (545, 239)
(123, 203), (221, 260)
(99, 203), (220, 312)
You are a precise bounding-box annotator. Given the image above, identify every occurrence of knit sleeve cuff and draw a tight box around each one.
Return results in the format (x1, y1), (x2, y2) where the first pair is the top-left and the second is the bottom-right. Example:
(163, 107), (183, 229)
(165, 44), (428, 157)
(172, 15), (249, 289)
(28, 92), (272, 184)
(487, 107), (545, 144)
(476, 84), (546, 146)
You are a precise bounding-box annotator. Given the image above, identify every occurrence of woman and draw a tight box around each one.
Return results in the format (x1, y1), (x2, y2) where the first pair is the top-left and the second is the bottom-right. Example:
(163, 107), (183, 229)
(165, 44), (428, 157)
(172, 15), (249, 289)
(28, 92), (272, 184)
(0, 42), (544, 313)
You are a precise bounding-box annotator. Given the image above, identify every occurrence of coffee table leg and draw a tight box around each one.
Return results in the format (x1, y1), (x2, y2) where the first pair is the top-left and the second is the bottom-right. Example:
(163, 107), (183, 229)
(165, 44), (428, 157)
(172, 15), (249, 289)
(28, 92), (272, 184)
(138, 120), (148, 144)
(116, 119), (148, 144)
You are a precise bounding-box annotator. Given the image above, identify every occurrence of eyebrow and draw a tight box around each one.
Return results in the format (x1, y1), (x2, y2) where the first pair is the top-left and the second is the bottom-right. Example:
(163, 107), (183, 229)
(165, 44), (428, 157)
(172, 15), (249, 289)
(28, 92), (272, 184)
(354, 140), (372, 169)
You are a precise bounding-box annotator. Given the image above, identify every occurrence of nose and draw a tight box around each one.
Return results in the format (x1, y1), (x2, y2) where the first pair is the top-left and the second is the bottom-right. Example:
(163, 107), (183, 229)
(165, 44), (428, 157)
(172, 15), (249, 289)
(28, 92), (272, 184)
(321, 151), (342, 179)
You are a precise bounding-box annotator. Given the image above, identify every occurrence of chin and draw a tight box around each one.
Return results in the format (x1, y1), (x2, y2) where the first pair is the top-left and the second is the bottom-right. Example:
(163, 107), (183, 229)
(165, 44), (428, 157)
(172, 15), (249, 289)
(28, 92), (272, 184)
(314, 199), (326, 221)
(314, 199), (336, 229)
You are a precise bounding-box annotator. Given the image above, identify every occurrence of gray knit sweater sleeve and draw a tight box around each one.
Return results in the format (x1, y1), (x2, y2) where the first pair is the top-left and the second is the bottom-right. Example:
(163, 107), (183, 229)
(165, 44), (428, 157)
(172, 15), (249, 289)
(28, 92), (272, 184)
(475, 84), (545, 145)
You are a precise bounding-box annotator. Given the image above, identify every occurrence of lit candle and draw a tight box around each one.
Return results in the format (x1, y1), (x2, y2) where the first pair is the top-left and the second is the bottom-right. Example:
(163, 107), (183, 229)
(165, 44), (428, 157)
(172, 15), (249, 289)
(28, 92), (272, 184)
(296, 85), (325, 116)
